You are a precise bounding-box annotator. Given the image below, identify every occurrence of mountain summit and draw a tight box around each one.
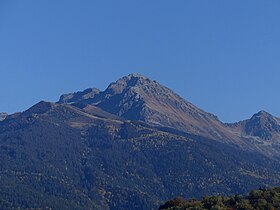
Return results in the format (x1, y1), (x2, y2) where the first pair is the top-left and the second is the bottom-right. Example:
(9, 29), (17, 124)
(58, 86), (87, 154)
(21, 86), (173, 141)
(59, 73), (231, 140)
(59, 74), (280, 156)
(230, 110), (280, 140)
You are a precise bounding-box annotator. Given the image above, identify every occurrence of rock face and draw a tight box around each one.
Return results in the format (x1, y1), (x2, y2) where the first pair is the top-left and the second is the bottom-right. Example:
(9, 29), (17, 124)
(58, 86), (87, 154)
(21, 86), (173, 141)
(59, 74), (233, 141)
(228, 111), (280, 141)
(58, 73), (280, 157)
(0, 112), (7, 121)
(59, 88), (101, 104)
(243, 111), (280, 140)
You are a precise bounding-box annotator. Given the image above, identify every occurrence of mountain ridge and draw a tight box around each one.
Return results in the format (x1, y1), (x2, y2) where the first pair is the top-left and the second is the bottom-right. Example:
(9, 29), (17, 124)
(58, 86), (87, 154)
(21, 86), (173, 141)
(58, 73), (280, 157)
(59, 74), (236, 142)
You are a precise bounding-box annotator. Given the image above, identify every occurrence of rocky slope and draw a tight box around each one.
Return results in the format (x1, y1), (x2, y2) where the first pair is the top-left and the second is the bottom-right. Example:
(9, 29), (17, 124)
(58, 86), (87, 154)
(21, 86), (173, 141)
(229, 111), (280, 140)
(226, 111), (280, 157)
(59, 74), (240, 144)
(59, 73), (280, 157)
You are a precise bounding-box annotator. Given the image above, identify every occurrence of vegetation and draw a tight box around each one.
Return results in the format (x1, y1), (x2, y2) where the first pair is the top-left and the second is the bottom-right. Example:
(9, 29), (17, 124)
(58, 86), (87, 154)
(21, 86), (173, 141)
(159, 187), (280, 210)
(1, 102), (280, 209)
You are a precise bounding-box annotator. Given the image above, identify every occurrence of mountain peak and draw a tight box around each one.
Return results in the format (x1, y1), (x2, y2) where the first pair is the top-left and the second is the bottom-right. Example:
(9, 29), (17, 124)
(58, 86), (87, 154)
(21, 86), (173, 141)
(58, 73), (229, 140)
(127, 73), (149, 79)
(243, 110), (280, 140)
(249, 110), (276, 125)
(117, 73), (150, 83)
(23, 101), (55, 116)
(254, 110), (272, 117)
(105, 73), (155, 95)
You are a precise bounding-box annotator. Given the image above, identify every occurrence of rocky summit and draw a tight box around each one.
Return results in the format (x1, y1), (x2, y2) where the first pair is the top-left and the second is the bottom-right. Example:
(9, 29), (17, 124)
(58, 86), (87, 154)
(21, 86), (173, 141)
(1, 74), (280, 210)
(59, 74), (236, 142)
(241, 111), (280, 140)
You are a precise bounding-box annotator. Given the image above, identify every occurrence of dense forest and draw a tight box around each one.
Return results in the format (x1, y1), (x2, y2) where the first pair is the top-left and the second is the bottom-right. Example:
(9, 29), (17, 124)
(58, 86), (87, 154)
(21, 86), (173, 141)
(159, 187), (280, 210)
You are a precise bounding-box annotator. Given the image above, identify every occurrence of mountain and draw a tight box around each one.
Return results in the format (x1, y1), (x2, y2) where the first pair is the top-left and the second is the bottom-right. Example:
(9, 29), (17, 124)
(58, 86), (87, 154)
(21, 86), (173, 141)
(226, 111), (280, 157)
(2, 73), (280, 209)
(0, 112), (7, 121)
(58, 73), (280, 157)
(1, 101), (280, 209)
(59, 74), (240, 143)
(230, 111), (280, 140)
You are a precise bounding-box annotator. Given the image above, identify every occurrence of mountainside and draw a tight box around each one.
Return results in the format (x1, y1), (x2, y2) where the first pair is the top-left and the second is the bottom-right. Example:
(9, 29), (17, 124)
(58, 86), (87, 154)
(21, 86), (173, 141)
(229, 111), (280, 140)
(227, 111), (280, 157)
(59, 73), (280, 158)
(1, 101), (280, 209)
(2, 73), (280, 209)
(59, 74), (240, 144)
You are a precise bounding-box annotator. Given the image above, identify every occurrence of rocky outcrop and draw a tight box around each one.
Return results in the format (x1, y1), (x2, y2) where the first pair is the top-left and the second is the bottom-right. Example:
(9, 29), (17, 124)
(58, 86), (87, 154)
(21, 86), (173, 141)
(0, 112), (7, 121)
(59, 88), (101, 104)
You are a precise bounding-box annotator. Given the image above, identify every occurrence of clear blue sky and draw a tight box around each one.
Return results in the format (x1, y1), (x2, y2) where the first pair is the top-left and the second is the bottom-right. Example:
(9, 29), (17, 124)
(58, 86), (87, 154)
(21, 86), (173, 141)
(1, 1), (280, 122)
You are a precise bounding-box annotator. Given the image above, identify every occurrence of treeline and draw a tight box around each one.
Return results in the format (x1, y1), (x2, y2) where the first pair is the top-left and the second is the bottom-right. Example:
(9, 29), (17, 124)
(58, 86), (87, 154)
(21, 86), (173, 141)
(159, 187), (280, 210)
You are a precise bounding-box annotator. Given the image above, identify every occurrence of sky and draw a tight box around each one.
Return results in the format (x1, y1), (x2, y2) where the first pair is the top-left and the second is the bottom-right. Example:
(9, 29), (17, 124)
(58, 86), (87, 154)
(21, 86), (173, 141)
(1, 1), (280, 123)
